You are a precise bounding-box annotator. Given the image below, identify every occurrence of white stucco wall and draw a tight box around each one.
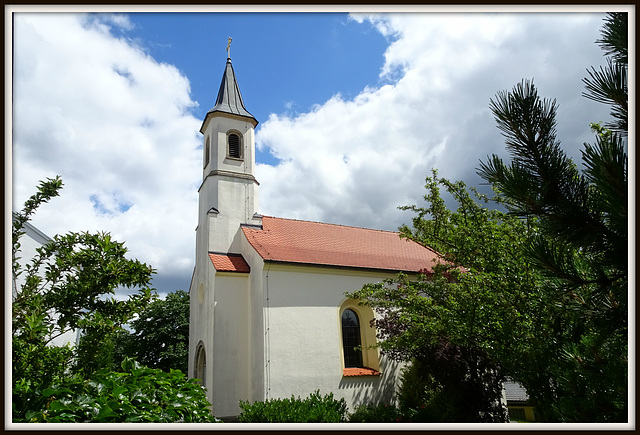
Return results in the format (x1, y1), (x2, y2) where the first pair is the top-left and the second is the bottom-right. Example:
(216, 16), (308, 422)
(211, 273), (251, 417)
(188, 253), (215, 408)
(207, 177), (258, 254)
(238, 232), (267, 405)
(191, 229), (266, 418)
(259, 263), (405, 413)
(199, 252), (406, 418)
(201, 115), (256, 176)
(198, 114), (260, 255)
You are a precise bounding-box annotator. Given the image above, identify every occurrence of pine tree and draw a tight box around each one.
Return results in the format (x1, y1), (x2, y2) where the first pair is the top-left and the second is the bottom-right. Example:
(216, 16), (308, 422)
(477, 12), (628, 422)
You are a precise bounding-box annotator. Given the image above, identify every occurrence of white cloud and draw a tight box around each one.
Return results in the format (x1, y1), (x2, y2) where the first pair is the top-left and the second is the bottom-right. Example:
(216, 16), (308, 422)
(11, 12), (616, 295)
(12, 13), (202, 291)
(255, 13), (611, 232)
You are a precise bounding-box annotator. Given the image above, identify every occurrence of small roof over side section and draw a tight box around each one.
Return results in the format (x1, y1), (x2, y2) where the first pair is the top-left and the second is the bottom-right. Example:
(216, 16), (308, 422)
(209, 253), (250, 273)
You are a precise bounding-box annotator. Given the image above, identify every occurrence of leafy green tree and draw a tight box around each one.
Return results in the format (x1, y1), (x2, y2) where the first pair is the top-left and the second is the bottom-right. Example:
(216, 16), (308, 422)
(476, 12), (627, 422)
(113, 290), (190, 373)
(349, 172), (542, 422)
(12, 177), (156, 385)
(12, 177), (217, 423)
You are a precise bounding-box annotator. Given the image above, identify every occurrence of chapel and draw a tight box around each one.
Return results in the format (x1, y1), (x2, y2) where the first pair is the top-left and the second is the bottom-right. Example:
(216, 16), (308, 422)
(188, 54), (442, 418)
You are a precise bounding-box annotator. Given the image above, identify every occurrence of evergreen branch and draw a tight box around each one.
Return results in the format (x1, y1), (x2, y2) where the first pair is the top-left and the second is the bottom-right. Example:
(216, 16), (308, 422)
(596, 12), (628, 65)
(582, 58), (628, 133)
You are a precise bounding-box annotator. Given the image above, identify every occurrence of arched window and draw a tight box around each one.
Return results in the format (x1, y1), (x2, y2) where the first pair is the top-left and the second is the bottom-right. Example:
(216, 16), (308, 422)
(204, 137), (210, 168)
(227, 132), (242, 159)
(194, 342), (207, 386)
(339, 301), (381, 376)
(341, 309), (364, 368)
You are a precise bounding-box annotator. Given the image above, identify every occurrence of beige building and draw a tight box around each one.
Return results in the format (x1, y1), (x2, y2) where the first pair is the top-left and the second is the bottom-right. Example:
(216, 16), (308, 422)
(188, 56), (441, 418)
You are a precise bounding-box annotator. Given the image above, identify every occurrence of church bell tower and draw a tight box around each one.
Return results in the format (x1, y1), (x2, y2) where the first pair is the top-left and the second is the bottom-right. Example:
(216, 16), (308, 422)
(189, 43), (260, 405)
(197, 48), (261, 255)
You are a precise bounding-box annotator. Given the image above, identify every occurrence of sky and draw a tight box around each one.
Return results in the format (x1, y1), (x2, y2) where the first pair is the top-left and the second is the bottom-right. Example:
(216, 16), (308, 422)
(8, 6), (629, 297)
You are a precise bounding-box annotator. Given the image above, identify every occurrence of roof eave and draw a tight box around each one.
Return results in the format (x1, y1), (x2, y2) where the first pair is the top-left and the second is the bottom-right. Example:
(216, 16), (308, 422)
(199, 110), (259, 134)
(262, 259), (425, 275)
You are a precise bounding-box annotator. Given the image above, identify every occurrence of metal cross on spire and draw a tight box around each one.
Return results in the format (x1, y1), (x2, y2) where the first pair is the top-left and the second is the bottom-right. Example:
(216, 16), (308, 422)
(226, 37), (232, 59)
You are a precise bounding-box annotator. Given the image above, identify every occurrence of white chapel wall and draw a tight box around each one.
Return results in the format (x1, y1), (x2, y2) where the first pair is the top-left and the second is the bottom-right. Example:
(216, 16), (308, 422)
(238, 229), (268, 407)
(201, 115), (256, 177)
(207, 178), (257, 253)
(259, 263), (405, 412)
(188, 241), (216, 408)
(211, 273), (251, 417)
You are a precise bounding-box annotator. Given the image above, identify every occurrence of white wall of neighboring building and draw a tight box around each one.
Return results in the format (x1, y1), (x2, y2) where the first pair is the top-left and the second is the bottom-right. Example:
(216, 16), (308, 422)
(12, 218), (78, 347)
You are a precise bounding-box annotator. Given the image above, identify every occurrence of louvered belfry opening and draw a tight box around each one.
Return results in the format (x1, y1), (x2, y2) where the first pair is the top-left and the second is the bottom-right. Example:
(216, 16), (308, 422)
(228, 133), (241, 158)
(204, 137), (210, 168)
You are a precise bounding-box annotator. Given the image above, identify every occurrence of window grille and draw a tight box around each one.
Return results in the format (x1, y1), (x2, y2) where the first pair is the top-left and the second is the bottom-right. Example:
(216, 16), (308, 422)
(342, 309), (364, 368)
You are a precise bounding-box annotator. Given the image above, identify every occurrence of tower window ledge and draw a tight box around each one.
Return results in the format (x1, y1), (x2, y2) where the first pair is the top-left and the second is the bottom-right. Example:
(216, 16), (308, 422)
(224, 156), (244, 163)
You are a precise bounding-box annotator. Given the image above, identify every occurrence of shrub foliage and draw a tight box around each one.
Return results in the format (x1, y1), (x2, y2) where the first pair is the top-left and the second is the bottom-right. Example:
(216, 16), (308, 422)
(238, 390), (347, 423)
(348, 403), (403, 423)
(13, 358), (216, 423)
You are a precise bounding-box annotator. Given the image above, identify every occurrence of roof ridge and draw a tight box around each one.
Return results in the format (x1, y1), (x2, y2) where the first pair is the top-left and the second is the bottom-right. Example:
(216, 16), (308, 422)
(262, 215), (402, 235)
(209, 251), (245, 257)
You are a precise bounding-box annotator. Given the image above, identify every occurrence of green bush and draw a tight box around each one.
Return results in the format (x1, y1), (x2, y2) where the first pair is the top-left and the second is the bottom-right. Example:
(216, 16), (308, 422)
(348, 403), (403, 422)
(238, 390), (347, 423)
(396, 359), (460, 422)
(13, 358), (217, 423)
(397, 359), (436, 412)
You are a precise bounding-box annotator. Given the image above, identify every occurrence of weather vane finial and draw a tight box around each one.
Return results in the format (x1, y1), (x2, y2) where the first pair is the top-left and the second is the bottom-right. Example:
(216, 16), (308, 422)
(226, 37), (232, 59)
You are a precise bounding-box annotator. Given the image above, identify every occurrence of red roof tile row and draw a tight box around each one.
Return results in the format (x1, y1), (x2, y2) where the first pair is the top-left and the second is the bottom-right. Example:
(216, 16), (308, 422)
(242, 216), (441, 273)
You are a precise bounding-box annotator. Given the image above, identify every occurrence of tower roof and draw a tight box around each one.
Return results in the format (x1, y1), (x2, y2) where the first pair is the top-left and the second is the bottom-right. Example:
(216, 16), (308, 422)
(200, 58), (257, 132)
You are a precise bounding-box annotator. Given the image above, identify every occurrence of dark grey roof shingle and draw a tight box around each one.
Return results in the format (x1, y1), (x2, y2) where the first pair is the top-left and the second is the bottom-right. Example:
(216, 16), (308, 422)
(504, 380), (530, 403)
(201, 58), (257, 131)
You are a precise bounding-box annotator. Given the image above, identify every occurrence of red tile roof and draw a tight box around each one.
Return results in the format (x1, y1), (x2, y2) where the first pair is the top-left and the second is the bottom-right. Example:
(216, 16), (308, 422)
(343, 367), (381, 377)
(242, 216), (441, 273)
(209, 253), (250, 273)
